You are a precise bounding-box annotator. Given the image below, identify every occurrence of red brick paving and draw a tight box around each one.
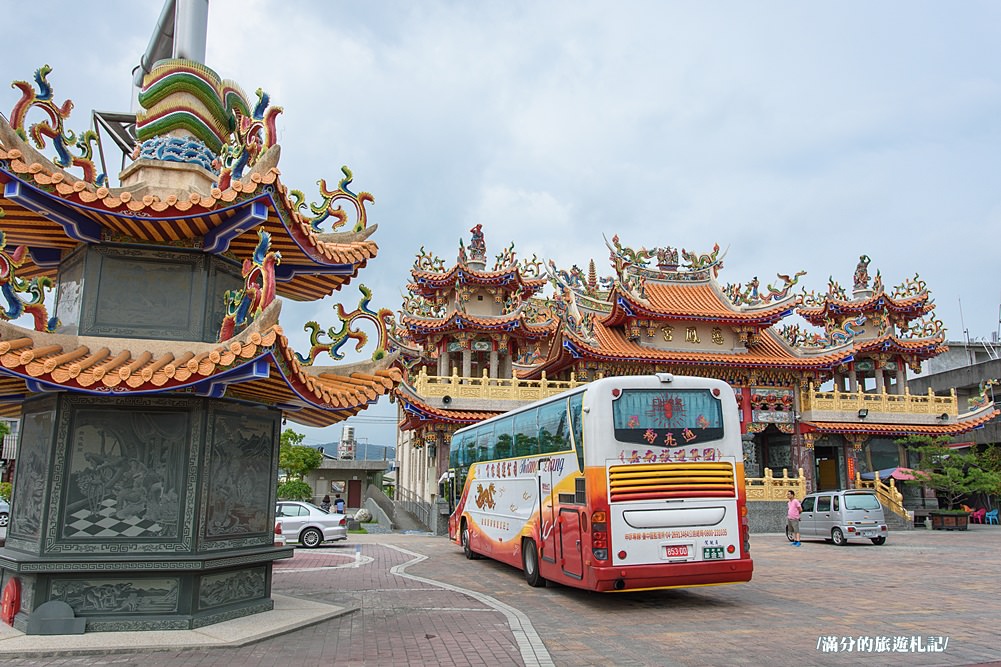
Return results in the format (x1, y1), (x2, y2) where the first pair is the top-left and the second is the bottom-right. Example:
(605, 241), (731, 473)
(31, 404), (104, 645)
(4, 526), (1001, 666)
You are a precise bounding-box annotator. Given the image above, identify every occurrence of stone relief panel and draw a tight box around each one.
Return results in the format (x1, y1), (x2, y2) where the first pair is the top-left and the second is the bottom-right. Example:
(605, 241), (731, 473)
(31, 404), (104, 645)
(62, 408), (190, 541)
(198, 568), (266, 610)
(203, 411), (275, 541)
(51, 577), (179, 615)
(10, 407), (55, 543)
(81, 246), (206, 340)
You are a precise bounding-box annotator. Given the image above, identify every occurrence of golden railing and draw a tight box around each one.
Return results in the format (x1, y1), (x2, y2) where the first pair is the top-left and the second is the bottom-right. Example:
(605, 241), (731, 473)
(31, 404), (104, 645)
(854, 471), (909, 521)
(412, 367), (584, 402)
(745, 467), (807, 501)
(801, 385), (958, 417)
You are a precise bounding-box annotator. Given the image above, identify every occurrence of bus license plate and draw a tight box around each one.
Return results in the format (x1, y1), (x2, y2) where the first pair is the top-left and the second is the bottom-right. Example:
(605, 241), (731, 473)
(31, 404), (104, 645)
(664, 545), (689, 558)
(703, 546), (725, 560)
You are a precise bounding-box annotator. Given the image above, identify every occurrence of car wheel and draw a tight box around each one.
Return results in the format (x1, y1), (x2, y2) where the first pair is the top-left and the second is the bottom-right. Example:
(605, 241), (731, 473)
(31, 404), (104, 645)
(461, 520), (478, 560)
(300, 527), (323, 548)
(870, 536), (886, 546)
(0, 512), (8, 528)
(522, 538), (546, 588)
(785, 525), (796, 542)
(832, 528), (847, 546)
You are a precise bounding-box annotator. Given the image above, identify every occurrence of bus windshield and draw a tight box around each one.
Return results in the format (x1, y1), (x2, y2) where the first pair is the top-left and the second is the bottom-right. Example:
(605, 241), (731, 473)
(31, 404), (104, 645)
(612, 388), (724, 445)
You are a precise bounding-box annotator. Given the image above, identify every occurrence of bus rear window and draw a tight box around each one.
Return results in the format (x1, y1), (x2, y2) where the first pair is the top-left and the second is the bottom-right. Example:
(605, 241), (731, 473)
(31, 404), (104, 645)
(612, 389), (724, 446)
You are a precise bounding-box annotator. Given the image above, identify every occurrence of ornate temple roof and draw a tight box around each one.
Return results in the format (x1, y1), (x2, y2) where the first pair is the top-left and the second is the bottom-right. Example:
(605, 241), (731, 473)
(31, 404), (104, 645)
(522, 319), (853, 379)
(395, 382), (500, 431)
(0, 135), (378, 301)
(400, 308), (555, 340)
(407, 225), (549, 300)
(802, 406), (999, 437)
(604, 281), (796, 327)
(797, 256), (935, 325)
(0, 302), (400, 427)
(0, 63), (382, 301)
(0, 63), (402, 427)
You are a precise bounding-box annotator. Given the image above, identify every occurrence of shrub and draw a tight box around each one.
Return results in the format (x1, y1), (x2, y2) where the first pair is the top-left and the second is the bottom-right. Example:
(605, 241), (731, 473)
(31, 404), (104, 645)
(277, 479), (313, 501)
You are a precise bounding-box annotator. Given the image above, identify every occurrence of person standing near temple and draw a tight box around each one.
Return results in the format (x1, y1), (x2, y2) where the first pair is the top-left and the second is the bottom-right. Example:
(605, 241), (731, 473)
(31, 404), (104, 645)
(787, 490), (802, 547)
(334, 494), (346, 514)
(320, 494), (331, 511)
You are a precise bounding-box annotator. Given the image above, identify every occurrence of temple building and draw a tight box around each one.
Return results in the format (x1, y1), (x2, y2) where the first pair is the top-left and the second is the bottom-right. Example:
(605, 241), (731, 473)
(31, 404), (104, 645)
(393, 226), (556, 501)
(0, 61), (399, 631)
(395, 232), (996, 516)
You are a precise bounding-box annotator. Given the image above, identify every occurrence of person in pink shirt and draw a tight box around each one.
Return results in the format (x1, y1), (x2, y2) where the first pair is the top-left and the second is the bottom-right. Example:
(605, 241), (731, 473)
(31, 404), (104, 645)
(787, 490), (802, 546)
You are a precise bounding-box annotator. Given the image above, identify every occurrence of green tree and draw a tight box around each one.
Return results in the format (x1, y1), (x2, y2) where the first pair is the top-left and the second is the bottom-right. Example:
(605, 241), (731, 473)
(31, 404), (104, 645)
(900, 435), (1001, 510)
(278, 428), (323, 482)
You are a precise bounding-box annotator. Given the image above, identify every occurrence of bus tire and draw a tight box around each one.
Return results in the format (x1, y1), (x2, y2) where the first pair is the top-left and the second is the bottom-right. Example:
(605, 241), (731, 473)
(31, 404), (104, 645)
(461, 520), (479, 560)
(522, 538), (546, 588)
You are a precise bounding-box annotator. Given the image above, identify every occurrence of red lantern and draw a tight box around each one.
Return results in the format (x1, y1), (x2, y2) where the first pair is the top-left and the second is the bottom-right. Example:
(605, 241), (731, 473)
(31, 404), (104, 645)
(1, 577), (20, 626)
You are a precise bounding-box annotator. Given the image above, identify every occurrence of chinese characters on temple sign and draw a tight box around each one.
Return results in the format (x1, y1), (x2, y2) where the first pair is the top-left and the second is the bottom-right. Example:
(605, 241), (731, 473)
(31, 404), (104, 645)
(816, 636), (949, 653)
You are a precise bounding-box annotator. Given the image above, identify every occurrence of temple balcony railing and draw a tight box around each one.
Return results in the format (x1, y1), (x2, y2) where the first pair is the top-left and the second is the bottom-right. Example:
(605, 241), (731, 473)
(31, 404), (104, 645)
(745, 467), (807, 501)
(800, 384), (958, 424)
(853, 471), (908, 521)
(411, 367), (584, 404)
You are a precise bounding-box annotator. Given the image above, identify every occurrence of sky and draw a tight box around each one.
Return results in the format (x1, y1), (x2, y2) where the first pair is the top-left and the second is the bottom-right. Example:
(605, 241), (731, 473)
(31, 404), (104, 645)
(4, 1), (1001, 448)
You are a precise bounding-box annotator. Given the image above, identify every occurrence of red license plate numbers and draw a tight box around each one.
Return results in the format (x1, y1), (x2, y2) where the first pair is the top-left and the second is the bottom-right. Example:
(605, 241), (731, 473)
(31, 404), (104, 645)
(664, 545), (689, 558)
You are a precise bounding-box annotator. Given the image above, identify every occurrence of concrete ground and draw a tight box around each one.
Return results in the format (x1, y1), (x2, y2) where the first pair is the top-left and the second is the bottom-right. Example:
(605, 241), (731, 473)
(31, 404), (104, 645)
(1, 524), (1000, 666)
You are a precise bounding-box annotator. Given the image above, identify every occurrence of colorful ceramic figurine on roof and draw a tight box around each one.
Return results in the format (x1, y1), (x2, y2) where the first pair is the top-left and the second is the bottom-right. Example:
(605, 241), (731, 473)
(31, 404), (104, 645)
(394, 226), (557, 489)
(0, 61), (400, 632)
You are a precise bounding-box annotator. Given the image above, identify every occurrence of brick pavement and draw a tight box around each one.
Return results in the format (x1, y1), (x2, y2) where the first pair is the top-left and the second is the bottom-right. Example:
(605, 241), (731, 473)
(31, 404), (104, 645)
(2, 526), (1001, 666)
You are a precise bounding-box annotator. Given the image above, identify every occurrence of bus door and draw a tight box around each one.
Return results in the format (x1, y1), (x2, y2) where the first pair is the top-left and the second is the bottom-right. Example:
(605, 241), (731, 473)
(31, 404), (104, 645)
(558, 507), (584, 579)
(538, 457), (557, 564)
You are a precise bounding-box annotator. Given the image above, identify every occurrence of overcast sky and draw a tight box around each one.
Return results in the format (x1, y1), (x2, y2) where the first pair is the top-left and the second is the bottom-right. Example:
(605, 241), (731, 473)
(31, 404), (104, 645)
(5, 1), (1001, 447)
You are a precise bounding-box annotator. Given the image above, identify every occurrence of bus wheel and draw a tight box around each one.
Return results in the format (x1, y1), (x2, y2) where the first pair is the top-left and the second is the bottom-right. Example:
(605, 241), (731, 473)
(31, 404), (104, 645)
(522, 538), (546, 588)
(461, 520), (479, 560)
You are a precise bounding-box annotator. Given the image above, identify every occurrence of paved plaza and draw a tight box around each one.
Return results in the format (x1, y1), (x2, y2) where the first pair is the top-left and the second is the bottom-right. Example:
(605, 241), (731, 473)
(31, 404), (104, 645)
(1, 524), (1000, 666)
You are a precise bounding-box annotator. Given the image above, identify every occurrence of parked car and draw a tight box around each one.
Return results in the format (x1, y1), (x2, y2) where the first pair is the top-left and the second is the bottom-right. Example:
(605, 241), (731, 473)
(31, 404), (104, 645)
(0, 498), (8, 528)
(788, 490), (887, 546)
(275, 501), (347, 547)
(274, 519), (287, 547)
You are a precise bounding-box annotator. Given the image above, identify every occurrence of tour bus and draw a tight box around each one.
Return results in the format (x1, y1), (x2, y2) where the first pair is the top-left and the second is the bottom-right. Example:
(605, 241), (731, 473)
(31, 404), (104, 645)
(447, 373), (752, 592)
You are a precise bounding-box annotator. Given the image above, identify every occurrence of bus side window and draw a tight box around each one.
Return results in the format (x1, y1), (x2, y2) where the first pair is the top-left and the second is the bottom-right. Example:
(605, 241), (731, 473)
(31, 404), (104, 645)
(476, 425), (494, 463)
(539, 400), (568, 454)
(513, 408), (539, 457)
(569, 393), (584, 472)
(494, 417), (513, 459)
(462, 433), (476, 467)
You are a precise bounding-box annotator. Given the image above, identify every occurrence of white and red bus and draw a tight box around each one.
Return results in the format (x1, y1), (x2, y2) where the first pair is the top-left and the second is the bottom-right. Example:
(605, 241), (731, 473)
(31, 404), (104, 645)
(447, 373), (752, 592)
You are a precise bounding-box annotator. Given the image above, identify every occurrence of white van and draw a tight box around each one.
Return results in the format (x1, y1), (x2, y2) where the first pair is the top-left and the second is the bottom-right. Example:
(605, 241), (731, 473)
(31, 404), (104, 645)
(788, 490), (887, 546)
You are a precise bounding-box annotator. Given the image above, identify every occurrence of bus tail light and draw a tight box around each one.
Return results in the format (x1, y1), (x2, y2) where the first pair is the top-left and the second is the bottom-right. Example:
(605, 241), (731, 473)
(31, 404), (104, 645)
(727, 545), (735, 554)
(592, 510), (608, 561)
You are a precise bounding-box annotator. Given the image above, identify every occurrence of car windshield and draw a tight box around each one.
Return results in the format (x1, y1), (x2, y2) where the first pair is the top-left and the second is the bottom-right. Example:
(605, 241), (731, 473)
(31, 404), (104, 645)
(845, 494), (881, 510)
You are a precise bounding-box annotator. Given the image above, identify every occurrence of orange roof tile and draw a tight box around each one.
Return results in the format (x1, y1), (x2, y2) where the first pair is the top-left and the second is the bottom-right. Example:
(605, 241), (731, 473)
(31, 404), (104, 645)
(409, 263), (548, 297)
(798, 291), (933, 324)
(604, 282), (794, 327)
(402, 310), (556, 339)
(803, 410), (998, 437)
(0, 315), (400, 428)
(0, 145), (378, 302)
(396, 384), (500, 430)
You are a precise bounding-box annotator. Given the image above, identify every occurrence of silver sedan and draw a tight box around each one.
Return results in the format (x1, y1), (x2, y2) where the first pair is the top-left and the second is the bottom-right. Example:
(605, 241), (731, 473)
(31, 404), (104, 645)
(275, 501), (348, 547)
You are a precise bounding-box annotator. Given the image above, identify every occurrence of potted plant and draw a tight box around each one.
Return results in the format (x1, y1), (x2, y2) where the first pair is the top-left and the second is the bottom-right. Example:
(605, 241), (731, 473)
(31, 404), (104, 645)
(899, 435), (1001, 531)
